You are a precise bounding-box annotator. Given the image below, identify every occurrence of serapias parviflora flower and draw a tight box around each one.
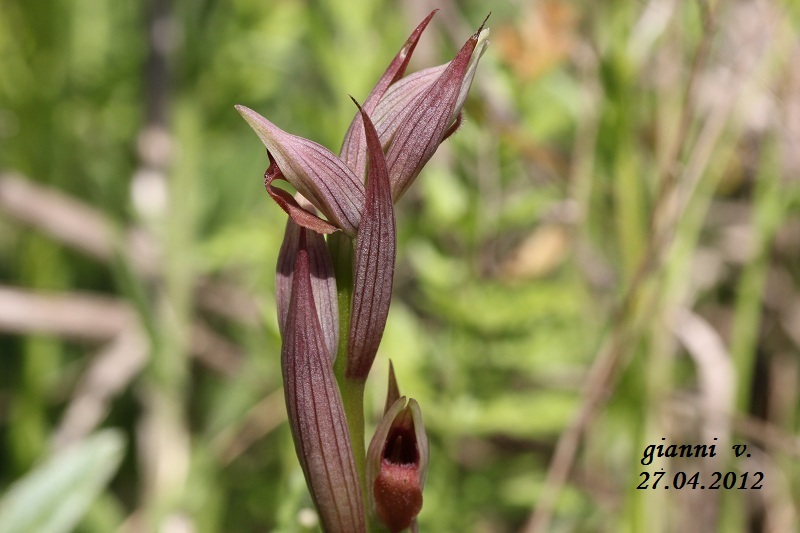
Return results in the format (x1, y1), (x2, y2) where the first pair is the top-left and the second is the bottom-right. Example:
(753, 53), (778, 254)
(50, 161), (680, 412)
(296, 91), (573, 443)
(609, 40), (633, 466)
(235, 11), (489, 235)
(366, 390), (429, 533)
(275, 100), (391, 533)
(237, 11), (488, 533)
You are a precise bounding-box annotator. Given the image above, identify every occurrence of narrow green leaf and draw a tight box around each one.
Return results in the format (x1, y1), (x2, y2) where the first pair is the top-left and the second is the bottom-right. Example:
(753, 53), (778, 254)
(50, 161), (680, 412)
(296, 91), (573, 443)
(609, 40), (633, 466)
(0, 429), (125, 533)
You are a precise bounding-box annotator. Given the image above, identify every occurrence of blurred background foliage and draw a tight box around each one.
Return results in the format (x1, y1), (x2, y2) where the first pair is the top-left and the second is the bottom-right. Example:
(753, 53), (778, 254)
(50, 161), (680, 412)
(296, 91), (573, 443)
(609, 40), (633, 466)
(1, 0), (799, 531)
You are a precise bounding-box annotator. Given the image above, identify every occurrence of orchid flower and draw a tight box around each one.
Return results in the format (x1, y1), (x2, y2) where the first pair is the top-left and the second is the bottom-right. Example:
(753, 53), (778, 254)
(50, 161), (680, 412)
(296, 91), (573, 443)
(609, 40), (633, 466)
(366, 364), (429, 532)
(367, 397), (429, 533)
(237, 11), (488, 531)
(236, 11), (489, 234)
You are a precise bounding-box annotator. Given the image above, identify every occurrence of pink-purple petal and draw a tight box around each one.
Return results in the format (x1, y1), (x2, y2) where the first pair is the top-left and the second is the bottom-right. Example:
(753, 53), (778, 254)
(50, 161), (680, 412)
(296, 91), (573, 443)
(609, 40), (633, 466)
(385, 24), (489, 201)
(236, 105), (365, 235)
(277, 217), (339, 360)
(346, 101), (396, 380)
(265, 160), (340, 234)
(372, 65), (448, 148)
(340, 10), (437, 179)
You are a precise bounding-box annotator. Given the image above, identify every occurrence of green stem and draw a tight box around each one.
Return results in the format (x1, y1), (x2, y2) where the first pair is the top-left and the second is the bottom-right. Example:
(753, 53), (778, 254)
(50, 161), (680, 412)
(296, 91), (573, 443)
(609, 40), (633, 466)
(341, 377), (367, 495)
(327, 232), (368, 504)
(329, 232), (354, 384)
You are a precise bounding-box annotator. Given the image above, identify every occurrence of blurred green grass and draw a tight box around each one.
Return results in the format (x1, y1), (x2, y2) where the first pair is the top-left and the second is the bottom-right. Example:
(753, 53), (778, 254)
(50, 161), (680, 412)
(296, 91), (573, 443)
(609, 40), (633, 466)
(1, 0), (800, 532)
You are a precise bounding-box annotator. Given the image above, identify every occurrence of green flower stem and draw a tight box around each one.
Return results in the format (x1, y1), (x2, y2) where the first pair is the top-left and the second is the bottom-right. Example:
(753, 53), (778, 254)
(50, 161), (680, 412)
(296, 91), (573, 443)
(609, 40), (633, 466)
(340, 377), (367, 497)
(328, 231), (353, 384)
(327, 231), (368, 504)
